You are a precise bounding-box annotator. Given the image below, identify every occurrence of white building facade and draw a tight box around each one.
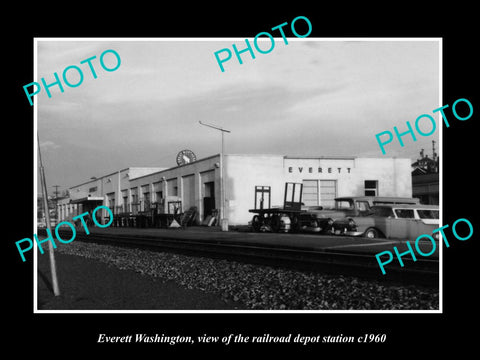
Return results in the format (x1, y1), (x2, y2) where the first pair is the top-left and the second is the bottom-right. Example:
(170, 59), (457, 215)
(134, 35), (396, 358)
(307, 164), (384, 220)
(57, 154), (412, 226)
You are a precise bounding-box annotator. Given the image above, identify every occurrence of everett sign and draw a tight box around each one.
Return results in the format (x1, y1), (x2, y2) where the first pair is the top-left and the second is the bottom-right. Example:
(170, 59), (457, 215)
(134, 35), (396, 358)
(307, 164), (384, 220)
(288, 167), (352, 174)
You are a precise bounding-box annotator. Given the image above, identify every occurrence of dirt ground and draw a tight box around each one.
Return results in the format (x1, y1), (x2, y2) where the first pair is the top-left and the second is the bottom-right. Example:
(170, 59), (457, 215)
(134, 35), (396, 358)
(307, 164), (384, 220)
(36, 251), (246, 310)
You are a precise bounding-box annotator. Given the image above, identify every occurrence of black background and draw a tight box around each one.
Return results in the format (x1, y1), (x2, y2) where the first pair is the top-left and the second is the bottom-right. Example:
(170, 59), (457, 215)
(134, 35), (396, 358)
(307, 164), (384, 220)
(6, 4), (478, 356)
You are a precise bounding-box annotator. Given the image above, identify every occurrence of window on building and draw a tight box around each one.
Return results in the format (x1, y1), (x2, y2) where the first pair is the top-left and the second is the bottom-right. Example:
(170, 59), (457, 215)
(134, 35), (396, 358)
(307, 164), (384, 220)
(130, 188), (139, 214)
(106, 192), (115, 208)
(167, 178), (178, 197)
(131, 193), (138, 203)
(143, 192), (150, 210)
(320, 180), (337, 209)
(141, 185), (150, 204)
(364, 180), (378, 196)
(121, 189), (128, 213)
(155, 191), (163, 203)
(182, 174), (195, 210)
(204, 181), (214, 198)
(153, 182), (162, 203)
(302, 180), (318, 207)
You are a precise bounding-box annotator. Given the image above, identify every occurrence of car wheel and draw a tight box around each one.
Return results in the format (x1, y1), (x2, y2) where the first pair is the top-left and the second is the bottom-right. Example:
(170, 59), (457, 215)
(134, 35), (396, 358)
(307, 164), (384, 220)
(290, 215), (300, 232)
(364, 227), (380, 239)
(270, 215), (282, 233)
(320, 218), (334, 234)
(252, 215), (262, 232)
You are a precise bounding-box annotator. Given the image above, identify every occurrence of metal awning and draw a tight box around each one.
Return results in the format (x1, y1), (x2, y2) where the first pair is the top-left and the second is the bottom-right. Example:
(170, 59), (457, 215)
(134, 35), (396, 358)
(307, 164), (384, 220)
(70, 196), (104, 204)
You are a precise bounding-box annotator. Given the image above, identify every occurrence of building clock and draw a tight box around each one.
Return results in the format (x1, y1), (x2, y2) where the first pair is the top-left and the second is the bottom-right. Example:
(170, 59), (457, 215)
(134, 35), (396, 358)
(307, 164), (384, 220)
(176, 150), (197, 166)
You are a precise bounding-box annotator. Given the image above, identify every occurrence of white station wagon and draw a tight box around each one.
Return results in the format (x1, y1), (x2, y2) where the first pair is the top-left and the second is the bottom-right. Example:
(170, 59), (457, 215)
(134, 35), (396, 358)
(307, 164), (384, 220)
(344, 204), (440, 239)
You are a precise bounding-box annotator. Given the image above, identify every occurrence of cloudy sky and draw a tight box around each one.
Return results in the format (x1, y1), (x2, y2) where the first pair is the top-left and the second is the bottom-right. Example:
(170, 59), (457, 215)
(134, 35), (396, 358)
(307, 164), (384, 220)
(36, 38), (440, 193)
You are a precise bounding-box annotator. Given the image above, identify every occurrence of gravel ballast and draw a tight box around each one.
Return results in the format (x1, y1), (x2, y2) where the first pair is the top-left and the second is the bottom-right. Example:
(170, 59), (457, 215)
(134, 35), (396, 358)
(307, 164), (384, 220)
(54, 241), (439, 310)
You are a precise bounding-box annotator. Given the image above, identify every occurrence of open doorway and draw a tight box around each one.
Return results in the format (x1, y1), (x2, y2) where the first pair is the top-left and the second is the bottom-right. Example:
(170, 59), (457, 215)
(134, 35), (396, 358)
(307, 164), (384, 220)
(203, 181), (215, 217)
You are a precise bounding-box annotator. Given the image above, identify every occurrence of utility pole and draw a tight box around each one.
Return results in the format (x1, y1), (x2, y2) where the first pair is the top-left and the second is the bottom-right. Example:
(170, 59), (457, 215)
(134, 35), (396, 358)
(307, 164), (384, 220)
(199, 121), (231, 231)
(38, 135), (60, 296)
(52, 185), (60, 198)
(52, 184), (60, 225)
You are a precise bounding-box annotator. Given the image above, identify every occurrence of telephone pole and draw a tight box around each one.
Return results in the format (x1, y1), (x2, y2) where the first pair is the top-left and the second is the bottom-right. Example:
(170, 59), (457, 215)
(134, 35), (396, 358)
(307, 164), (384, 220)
(52, 185), (60, 225)
(52, 185), (60, 199)
(38, 135), (60, 296)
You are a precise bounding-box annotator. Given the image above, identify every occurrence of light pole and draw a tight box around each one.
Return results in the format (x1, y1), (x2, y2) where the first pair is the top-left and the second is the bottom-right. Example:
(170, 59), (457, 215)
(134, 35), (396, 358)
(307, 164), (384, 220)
(199, 121), (231, 231)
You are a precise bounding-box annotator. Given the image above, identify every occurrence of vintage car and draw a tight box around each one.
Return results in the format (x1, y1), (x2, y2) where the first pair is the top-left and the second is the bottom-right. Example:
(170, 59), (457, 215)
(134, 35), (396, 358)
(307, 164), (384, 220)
(341, 204), (440, 239)
(299, 196), (420, 234)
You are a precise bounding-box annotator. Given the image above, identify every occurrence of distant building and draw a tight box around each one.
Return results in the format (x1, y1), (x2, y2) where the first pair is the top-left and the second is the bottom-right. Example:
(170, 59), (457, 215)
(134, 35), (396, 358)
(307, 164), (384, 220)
(37, 194), (62, 225)
(411, 141), (439, 205)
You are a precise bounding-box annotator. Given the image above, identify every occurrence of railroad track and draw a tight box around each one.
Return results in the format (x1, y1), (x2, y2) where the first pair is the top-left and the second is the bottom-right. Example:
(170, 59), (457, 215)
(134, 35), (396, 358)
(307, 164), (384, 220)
(43, 229), (439, 287)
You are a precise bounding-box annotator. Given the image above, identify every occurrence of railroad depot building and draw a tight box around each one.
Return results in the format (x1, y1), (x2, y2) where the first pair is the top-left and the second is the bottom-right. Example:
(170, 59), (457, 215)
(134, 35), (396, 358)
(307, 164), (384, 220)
(56, 154), (412, 226)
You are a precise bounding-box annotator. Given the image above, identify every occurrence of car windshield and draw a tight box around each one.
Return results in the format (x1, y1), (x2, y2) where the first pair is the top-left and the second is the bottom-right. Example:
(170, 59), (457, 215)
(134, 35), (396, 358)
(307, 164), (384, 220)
(356, 201), (370, 212)
(394, 209), (415, 218)
(417, 209), (439, 219)
(336, 200), (353, 210)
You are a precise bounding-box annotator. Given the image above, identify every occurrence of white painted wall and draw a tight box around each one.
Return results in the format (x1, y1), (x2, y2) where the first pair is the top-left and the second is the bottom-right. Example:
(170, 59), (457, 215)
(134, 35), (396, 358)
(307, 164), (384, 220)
(224, 155), (286, 225)
(227, 155), (412, 225)
(63, 155), (412, 227)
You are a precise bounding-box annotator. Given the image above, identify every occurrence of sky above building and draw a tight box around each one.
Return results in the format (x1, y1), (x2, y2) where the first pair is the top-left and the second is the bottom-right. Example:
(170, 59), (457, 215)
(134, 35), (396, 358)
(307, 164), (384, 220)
(36, 38), (440, 194)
